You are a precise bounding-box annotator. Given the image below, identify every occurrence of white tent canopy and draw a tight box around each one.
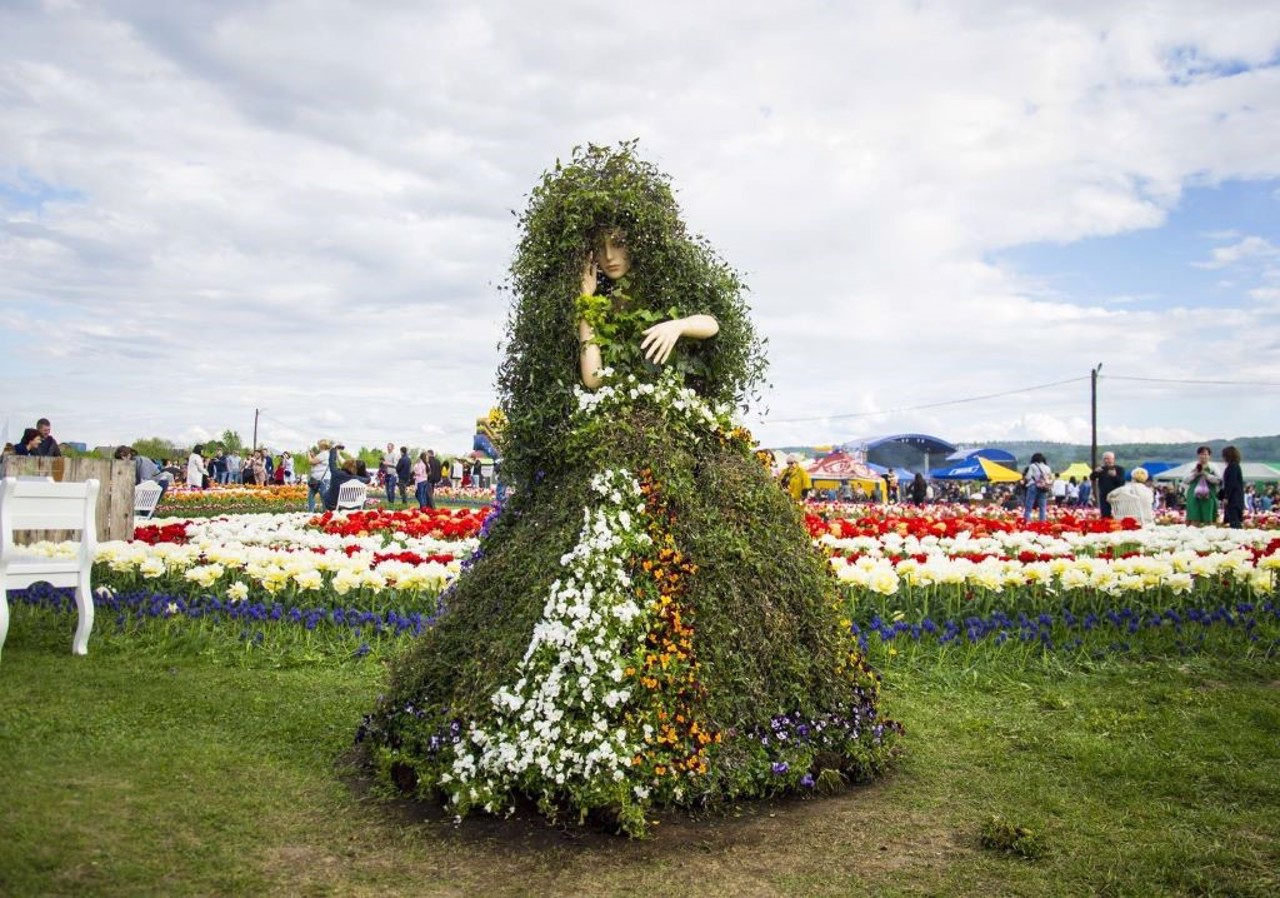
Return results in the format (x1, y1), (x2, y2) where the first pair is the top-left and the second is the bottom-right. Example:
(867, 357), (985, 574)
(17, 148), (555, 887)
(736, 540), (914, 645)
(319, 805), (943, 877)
(1153, 461), (1280, 483)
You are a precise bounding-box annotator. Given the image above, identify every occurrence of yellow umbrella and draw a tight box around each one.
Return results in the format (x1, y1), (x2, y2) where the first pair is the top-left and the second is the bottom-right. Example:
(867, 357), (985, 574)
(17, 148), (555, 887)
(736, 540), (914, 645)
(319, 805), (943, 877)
(978, 457), (1022, 482)
(1057, 462), (1092, 481)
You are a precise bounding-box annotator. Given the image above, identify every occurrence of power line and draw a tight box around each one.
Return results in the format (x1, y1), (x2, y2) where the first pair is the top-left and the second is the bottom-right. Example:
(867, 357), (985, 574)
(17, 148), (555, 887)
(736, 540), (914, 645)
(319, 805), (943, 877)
(1105, 375), (1280, 387)
(764, 375), (1089, 424)
(257, 411), (303, 431)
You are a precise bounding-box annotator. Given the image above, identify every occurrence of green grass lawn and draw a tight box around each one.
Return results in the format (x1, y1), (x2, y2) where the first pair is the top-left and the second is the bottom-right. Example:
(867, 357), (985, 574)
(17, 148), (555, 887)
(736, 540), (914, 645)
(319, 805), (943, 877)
(2, 612), (1278, 897)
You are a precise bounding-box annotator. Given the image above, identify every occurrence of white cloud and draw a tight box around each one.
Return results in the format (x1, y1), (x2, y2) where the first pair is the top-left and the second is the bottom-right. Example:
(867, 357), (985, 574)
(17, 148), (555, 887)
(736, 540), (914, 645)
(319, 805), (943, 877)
(1194, 235), (1278, 269)
(179, 425), (215, 446)
(2, 1), (1279, 454)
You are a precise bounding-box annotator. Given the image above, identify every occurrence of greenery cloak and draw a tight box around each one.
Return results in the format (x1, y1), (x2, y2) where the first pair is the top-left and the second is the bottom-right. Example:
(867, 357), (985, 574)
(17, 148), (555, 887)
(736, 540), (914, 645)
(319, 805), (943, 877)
(361, 144), (897, 835)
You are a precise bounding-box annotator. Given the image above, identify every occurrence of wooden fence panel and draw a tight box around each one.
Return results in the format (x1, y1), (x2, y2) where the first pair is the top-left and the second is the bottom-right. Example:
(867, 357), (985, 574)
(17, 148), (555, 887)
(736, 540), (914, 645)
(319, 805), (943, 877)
(0, 455), (135, 543)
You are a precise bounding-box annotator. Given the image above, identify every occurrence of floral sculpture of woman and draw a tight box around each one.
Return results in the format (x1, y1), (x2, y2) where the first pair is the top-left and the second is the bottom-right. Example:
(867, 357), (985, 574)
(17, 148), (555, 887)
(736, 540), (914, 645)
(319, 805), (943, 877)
(362, 143), (897, 835)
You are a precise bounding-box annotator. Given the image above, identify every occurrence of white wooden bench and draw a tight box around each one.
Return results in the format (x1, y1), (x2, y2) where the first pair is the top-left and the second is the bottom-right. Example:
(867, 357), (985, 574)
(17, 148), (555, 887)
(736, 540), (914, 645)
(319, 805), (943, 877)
(335, 480), (368, 511)
(0, 477), (100, 660)
(134, 480), (164, 521)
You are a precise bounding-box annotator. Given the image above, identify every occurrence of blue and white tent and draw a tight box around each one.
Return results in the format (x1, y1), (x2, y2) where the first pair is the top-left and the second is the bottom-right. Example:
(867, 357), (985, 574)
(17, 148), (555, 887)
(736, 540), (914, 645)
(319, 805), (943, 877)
(945, 446), (1016, 465)
(929, 460), (987, 480)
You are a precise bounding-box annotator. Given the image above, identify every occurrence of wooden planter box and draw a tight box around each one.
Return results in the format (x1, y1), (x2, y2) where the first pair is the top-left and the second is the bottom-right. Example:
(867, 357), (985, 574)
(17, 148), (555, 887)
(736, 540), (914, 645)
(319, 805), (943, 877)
(0, 456), (136, 542)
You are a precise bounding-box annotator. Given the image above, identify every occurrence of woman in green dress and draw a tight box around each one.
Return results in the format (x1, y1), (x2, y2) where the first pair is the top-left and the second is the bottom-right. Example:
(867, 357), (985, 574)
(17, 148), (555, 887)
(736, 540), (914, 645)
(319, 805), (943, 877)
(1183, 445), (1222, 525)
(361, 144), (896, 835)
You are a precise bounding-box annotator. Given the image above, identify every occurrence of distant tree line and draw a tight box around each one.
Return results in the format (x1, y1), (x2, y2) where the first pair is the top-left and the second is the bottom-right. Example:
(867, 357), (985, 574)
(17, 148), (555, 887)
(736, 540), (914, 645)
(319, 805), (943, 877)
(996, 436), (1280, 472)
(82, 431), (460, 478)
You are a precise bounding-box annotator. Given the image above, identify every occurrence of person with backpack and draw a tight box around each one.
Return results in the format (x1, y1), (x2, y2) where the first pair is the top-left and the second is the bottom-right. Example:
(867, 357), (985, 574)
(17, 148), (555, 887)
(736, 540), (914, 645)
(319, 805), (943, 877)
(1022, 452), (1053, 523)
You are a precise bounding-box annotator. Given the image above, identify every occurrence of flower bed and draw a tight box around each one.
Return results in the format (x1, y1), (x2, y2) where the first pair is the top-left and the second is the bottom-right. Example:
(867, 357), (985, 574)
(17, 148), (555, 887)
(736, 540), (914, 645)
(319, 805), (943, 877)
(151, 483), (499, 517)
(804, 501), (1280, 534)
(803, 507), (1280, 663)
(854, 599), (1279, 662)
(9, 506), (490, 661)
(9, 504), (1278, 664)
(7, 508), (484, 615)
(155, 484), (314, 516)
(823, 516), (1278, 617)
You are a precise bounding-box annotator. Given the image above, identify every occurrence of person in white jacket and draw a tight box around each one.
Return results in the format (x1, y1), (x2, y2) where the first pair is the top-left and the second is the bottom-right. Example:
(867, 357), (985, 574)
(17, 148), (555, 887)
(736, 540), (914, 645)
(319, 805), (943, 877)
(186, 444), (209, 489)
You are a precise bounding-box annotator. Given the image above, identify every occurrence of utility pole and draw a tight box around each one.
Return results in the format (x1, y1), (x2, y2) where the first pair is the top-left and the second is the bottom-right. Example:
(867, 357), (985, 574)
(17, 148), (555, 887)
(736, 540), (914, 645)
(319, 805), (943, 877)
(252, 408), (260, 452)
(1090, 364), (1102, 469)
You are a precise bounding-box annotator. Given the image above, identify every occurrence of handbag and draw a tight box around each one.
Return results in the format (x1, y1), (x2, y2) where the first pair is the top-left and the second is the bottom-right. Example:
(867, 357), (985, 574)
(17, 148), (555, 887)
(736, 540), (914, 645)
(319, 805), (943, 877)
(1194, 479), (1210, 499)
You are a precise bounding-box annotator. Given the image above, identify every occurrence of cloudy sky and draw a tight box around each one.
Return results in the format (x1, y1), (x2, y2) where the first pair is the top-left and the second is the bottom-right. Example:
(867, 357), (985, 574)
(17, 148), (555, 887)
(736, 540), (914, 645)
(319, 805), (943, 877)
(2, 0), (1278, 457)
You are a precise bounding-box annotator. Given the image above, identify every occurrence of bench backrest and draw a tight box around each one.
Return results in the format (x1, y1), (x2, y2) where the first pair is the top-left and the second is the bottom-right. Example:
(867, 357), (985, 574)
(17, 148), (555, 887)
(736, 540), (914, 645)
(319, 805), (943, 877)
(134, 481), (164, 518)
(0, 477), (100, 558)
(336, 481), (367, 510)
(1106, 489), (1151, 526)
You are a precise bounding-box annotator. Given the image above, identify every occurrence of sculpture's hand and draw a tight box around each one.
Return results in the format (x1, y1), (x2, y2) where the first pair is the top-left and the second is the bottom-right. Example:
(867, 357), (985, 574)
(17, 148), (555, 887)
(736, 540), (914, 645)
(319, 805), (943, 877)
(641, 319), (686, 365)
(577, 258), (603, 389)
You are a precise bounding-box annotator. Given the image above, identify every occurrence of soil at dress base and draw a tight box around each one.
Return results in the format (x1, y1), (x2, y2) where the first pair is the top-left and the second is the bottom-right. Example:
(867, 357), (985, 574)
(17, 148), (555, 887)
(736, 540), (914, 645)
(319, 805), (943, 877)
(333, 753), (964, 896)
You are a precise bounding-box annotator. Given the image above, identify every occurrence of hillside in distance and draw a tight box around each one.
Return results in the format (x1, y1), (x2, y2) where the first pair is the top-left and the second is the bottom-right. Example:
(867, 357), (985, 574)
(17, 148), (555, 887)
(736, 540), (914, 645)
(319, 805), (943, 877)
(991, 435), (1280, 471)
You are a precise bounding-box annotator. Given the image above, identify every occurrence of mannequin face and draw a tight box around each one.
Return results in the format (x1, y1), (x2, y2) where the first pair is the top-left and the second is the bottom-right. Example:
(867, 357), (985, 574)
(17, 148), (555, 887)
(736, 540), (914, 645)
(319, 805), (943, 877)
(596, 231), (631, 280)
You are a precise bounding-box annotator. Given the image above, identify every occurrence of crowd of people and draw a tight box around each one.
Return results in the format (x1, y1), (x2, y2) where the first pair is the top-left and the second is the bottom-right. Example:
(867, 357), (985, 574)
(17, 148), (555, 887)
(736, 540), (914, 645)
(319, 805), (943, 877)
(780, 444), (1277, 530)
(1062, 445), (1262, 529)
(5, 417), (1273, 529)
(181, 446), (296, 487)
(0, 417), (500, 529)
(174, 441), (465, 513)
(143, 439), (1280, 529)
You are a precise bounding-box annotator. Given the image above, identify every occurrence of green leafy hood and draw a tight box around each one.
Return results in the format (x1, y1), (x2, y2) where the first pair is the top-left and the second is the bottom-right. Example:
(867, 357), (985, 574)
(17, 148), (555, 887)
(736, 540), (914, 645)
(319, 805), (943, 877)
(496, 141), (767, 489)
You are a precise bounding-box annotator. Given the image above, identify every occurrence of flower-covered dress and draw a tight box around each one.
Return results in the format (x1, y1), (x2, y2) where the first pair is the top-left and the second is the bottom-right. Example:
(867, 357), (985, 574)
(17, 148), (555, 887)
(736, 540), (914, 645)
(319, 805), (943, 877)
(363, 345), (897, 836)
